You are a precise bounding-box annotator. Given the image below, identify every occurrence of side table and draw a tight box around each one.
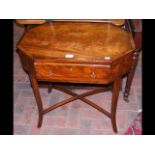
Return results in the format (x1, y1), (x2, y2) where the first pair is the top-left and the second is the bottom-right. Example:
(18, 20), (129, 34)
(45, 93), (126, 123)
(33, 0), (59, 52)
(17, 21), (137, 133)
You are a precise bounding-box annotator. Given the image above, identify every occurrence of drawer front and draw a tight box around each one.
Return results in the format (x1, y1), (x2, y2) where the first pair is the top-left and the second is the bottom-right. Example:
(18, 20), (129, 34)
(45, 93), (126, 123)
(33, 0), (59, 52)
(34, 63), (111, 84)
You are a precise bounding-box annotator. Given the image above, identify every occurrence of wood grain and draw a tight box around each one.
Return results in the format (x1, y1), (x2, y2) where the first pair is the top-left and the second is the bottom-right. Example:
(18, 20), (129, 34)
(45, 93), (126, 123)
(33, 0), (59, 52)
(16, 19), (125, 26)
(17, 22), (135, 63)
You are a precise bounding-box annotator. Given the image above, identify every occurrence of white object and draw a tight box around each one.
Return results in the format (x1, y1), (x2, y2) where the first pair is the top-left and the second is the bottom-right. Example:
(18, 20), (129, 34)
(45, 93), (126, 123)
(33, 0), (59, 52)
(65, 54), (74, 58)
(104, 56), (111, 60)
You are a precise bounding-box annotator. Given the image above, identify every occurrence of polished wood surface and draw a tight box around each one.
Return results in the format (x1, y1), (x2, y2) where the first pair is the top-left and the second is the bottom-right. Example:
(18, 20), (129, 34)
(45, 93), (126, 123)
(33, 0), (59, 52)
(18, 22), (134, 62)
(53, 19), (125, 26)
(16, 19), (125, 26)
(17, 21), (136, 133)
(16, 19), (46, 25)
(34, 53), (133, 84)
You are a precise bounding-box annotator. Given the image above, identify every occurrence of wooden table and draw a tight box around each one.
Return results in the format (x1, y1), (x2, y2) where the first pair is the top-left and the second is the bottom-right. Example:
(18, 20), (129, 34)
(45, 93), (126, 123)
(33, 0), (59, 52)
(17, 21), (137, 133)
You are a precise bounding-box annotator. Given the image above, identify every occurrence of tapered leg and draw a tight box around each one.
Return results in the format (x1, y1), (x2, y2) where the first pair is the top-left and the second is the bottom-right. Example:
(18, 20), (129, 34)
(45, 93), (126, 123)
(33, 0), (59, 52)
(123, 51), (139, 102)
(48, 86), (53, 93)
(111, 77), (121, 133)
(29, 74), (43, 128)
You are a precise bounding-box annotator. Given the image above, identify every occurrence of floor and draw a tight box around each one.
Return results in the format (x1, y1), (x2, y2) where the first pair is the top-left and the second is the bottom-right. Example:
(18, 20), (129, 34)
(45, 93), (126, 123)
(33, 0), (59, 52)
(13, 22), (142, 135)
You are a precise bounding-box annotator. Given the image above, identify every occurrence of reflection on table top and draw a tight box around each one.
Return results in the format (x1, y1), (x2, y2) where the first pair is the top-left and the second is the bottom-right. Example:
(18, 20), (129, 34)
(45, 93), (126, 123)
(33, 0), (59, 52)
(17, 22), (135, 64)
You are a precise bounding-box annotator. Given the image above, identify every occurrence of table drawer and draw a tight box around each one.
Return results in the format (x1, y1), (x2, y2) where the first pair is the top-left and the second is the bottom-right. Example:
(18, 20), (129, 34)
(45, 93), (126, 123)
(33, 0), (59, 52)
(34, 62), (111, 84)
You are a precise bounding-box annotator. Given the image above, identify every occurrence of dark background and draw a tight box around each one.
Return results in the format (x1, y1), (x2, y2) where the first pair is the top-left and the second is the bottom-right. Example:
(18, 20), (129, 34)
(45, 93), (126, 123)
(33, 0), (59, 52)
(0, 19), (154, 135)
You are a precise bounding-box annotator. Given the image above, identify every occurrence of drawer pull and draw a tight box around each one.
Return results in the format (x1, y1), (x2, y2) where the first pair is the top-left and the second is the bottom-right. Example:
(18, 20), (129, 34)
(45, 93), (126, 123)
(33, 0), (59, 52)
(91, 72), (96, 78)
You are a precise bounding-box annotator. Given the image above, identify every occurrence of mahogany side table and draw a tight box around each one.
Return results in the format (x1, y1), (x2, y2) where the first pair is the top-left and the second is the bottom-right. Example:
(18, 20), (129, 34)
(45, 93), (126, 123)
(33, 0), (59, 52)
(17, 22), (137, 133)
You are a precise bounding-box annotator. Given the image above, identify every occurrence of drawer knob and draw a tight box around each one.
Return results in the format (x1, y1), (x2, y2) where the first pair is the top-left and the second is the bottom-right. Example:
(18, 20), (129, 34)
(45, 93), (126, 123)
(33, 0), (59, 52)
(91, 72), (96, 78)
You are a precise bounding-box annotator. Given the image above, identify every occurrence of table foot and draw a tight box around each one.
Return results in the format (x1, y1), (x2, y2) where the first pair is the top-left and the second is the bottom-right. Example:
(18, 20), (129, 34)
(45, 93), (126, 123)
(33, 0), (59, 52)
(48, 87), (53, 93)
(37, 113), (43, 128)
(123, 92), (129, 102)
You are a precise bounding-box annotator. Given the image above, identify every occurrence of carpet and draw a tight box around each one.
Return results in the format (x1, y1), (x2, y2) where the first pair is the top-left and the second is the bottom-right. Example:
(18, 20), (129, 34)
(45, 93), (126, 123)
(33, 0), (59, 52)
(124, 111), (142, 135)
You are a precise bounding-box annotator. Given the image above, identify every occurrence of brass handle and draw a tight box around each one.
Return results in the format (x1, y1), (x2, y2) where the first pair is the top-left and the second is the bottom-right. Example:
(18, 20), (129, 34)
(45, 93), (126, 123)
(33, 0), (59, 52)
(91, 72), (96, 78)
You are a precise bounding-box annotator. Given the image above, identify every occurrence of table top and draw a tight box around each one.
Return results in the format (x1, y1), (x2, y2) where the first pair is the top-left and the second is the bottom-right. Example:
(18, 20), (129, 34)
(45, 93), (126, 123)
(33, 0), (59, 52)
(16, 19), (125, 26)
(16, 19), (46, 25)
(17, 22), (135, 64)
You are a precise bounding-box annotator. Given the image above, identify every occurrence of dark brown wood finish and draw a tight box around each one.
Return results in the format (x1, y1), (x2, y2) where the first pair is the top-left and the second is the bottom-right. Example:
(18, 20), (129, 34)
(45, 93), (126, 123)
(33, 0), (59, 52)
(17, 51), (43, 127)
(123, 20), (142, 102)
(17, 21), (137, 133)
(123, 51), (139, 102)
(111, 77), (121, 133)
